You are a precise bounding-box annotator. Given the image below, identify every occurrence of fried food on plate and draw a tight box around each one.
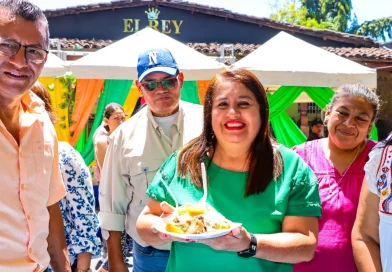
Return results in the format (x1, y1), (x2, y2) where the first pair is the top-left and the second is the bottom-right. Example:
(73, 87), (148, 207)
(165, 203), (231, 234)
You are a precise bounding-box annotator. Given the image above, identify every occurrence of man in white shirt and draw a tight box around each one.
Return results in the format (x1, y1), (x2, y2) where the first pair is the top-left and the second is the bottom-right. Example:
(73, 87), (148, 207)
(99, 48), (203, 272)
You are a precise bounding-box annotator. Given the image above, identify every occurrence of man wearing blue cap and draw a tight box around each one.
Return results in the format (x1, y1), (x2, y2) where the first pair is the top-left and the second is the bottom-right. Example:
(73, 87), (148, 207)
(99, 48), (204, 272)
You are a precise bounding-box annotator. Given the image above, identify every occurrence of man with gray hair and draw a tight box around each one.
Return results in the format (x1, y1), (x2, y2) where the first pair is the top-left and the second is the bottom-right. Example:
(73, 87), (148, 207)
(0, 1), (70, 271)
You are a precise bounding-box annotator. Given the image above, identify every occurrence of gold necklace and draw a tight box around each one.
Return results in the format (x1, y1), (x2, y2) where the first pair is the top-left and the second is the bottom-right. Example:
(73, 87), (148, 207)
(327, 143), (363, 195)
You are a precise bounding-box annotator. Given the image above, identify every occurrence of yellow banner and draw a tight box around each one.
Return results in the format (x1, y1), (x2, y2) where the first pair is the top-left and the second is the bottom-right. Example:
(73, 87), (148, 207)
(123, 82), (141, 117)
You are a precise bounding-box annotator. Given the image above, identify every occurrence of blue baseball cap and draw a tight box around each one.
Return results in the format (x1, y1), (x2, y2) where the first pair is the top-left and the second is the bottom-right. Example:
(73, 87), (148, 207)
(137, 48), (179, 82)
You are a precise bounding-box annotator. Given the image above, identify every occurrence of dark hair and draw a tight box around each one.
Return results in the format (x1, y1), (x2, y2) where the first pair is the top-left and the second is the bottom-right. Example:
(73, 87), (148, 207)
(375, 130), (392, 149)
(310, 118), (323, 127)
(0, 0), (50, 48)
(103, 102), (125, 132)
(30, 81), (56, 123)
(328, 84), (381, 122)
(178, 68), (283, 197)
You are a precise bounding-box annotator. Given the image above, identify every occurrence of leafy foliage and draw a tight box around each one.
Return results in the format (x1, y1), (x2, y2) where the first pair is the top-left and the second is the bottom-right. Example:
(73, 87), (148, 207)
(271, 0), (352, 32)
(271, 3), (333, 29)
(57, 72), (77, 131)
(347, 13), (360, 34)
(356, 17), (392, 41)
(300, 0), (319, 20)
(317, 0), (352, 32)
(270, 0), (391, 41)
(59, 72), (77, 114)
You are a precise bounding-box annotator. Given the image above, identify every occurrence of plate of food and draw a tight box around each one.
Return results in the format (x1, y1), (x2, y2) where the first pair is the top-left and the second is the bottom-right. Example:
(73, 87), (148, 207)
(154, 203), (242, 240)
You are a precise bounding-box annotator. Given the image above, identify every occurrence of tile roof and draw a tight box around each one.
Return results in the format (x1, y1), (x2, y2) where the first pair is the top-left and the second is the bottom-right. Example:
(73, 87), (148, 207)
(43, 0), (378, 47)
(322, 47), (392, 61)
(50, 38), (113, 51)
(188, 43), (260, 56)
(49, 38), (392, 62)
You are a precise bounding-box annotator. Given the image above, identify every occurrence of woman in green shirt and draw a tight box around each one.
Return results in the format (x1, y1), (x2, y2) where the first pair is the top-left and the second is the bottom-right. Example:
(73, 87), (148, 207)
(136, 68), (322, 272)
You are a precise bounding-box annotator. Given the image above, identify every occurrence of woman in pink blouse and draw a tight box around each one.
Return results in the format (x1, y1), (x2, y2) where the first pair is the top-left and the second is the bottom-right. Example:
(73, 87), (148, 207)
(293, 84), (380, 272)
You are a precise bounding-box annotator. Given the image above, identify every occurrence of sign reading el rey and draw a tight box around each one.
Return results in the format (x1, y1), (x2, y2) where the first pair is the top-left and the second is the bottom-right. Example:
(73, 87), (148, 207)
(124, 7), (183, 34)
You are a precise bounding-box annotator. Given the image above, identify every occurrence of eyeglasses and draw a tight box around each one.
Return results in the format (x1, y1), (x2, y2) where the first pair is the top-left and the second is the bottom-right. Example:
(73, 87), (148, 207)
(0, 37), (48, 64)
(141, 77), (178, 92)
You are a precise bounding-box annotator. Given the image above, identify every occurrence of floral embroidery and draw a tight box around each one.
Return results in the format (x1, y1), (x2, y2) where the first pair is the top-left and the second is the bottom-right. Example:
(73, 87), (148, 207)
(381, 188), (390, 198)
(377, 146), (392, 214)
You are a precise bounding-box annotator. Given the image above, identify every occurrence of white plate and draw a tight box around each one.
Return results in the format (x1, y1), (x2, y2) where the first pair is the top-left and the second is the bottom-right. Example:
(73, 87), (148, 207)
(154, 221), (242, 240)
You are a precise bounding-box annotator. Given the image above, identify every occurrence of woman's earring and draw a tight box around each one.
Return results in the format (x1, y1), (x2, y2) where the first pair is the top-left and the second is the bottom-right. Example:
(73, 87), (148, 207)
(323, 119), (328, 126)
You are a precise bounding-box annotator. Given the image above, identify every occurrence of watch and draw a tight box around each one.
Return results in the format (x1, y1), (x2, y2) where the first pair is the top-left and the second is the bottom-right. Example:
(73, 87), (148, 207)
(237, 233), (257, 258)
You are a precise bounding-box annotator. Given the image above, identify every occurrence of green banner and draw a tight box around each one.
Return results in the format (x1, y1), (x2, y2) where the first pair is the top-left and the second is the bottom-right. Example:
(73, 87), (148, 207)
(81, 80), (133, 165)
(181, 81), (200, 104)
(268, 86), (377, 148)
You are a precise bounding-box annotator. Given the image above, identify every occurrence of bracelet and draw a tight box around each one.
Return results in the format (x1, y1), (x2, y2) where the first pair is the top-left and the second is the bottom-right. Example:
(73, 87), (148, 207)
(75, 269), (92, 272)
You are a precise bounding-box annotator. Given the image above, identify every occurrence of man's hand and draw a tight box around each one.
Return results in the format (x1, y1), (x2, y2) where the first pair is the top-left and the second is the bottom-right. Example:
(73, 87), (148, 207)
(47, 202), (71, 272)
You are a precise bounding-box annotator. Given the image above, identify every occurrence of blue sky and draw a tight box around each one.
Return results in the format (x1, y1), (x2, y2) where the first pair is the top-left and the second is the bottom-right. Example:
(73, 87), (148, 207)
(31, 0), (391, 24)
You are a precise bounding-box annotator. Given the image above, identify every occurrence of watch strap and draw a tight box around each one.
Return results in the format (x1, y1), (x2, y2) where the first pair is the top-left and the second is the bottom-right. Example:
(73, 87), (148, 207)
(237, 233), (257, 258)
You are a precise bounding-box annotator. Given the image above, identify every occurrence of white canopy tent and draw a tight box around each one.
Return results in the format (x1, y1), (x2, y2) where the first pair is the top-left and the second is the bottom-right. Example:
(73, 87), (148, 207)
(41, 52), (67, 77)
(233, 31), (377, 88)
(69, 27), (225, 80)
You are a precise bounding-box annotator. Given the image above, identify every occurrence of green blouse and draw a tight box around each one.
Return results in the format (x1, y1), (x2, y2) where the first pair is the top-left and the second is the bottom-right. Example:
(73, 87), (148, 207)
(147, 145), (322, 272)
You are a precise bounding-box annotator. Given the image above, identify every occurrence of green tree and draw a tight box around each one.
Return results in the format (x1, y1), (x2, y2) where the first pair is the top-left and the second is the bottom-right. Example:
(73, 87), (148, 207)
(347, 13), (360, 33)
(271, 0), (392, 41)
(271, 0), (353, 32)
(356, 17), (392, 41)
(271, 3), (330, 29)
(300, 0), (319, 19)
(313, 0), (352, 31)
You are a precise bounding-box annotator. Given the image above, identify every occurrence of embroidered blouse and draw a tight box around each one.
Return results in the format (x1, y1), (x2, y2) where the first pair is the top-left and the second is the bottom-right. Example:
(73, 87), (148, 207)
(364, 144), (392, 272)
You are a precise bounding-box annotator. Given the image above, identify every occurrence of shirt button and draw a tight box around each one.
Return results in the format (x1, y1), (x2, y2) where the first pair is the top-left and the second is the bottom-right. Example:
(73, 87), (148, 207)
(29, 248), (32, 253)
(27, 215), (31, 220)
(21, 184), (25, 190)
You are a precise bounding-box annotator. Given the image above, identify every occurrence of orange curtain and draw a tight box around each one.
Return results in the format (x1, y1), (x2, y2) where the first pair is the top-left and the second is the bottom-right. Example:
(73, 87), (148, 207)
(69, 79), (104, 146)
(197, 80), (210, 105)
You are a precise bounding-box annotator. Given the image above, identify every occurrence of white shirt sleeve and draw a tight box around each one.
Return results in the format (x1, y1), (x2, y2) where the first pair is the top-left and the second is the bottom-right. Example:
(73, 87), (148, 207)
(364, 147), (384, 196)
